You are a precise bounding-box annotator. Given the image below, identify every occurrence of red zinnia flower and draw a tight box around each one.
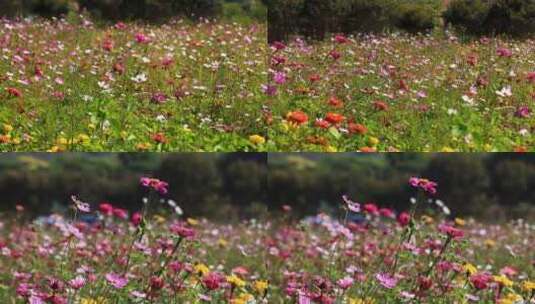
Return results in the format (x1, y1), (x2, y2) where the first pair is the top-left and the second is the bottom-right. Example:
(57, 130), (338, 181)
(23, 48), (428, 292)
(6, 87), (22, 98)
(348, 123), (368, 135)
(287, 111), (308, 125)
(328, 96), (343, 108)
(152, 133), (167, 144)
(325, 112), (345, 124)
(373, 100), (388, 111)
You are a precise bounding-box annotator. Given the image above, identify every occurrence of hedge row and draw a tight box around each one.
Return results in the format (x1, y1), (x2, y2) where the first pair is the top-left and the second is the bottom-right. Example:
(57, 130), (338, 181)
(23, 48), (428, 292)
(266, 0), (535, 42)
(0, 0), (265, 22)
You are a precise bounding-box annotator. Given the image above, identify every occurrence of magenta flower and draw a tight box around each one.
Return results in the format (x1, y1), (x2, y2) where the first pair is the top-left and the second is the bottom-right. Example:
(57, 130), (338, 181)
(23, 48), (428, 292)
(140, 177), (169, 195)
(496, 47), (512, 58)
(68, 276), (86, 290)
(151, 92), (168, 104)
(135, 33), (149, 44)
(336, 276), (354, 289)
(528, 72), (535, 83)
(375, 273), (398, 289)
(261, 84), (278, 96)
(515, 106), (531, 118)
(105, 272), (128, 289)
(273, 72), (287, 85)
(409, 177), (437, 194)
(170, 223), (196, 238)
(342, 195), (360, 213)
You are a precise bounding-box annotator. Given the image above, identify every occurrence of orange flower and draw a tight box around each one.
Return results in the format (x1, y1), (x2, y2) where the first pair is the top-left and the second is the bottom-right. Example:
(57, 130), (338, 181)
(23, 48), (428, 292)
(286, 111), (308, 125)
(325, 112), (345, 124)
(349, 123), (368, 135)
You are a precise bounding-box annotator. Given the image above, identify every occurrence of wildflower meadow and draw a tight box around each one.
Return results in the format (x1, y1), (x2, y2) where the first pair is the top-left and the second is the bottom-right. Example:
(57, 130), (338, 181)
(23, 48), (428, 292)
(1, 176), (534, 303)
(0, 16), (267, 151)
(267, 35), (535, 152)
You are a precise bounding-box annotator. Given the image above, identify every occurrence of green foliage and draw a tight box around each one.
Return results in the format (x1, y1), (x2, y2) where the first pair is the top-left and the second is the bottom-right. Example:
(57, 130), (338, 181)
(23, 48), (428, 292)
(267, 0), (438, 41)
(0, 0), (265, 22)
(444, 0), (535, 37)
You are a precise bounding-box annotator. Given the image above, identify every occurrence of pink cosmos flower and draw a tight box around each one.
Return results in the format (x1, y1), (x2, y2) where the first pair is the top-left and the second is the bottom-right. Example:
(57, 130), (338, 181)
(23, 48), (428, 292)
(336, 276), (354, 289)
(151, 92), (167, 104)
(528, 72), (535, 83)
(202, 272), (225, 290)
(68, 276), (86, 290)
(135, 33), (150, 44)
(131, 212), (142, 226)
(113, 208), (128, 220)
(71, 196), (90, 213)
(515, 106), (531, 118)
(397, 212), (410, 227)
(272, 41), (286, 51)
(342, 195), (360, 213)
(496, 47), (512, 58)
(439, 224), (464, 239)
(375, 273), (398, 289)
(99, 203), (113, 216)
(409, 177), (437, 194)
(170, 223), (196, 238)
(273, 72), (287, 85)
(334, 34), (349, 44)
(105, 272), (128, 289)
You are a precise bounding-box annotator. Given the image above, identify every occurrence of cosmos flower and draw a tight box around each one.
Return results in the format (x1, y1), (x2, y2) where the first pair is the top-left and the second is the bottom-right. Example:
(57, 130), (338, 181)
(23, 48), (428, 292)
(105, 273), (128, 289)
(342, 195), (360, 213)
(375, 273), (398, 289)
(71, 196), (91, 213)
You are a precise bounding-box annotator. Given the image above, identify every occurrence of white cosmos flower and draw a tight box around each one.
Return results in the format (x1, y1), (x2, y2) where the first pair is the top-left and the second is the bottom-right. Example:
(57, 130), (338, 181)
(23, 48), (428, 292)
(131, 73), (148, 83)
(462, 95), (475, 105)
(496, 86), (512, 97)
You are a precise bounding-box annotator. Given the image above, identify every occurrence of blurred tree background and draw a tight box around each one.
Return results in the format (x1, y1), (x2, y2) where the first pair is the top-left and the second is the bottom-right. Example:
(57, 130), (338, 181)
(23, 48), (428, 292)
(0, 153), (268, 221)
(268, 153), (535, 221)
(0, 0), (266, 23)
(1, 153), (534, 222)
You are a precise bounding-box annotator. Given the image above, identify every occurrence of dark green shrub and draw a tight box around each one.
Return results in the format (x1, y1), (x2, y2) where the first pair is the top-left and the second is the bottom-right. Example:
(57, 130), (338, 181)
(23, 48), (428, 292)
(24, 0), (71, 18)
(394, 3), (436, 33)
(444, 0), (535, 37)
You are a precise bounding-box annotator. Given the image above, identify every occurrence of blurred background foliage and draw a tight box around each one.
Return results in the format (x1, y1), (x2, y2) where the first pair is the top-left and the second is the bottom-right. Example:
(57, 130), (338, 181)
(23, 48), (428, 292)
(0, 0), (266, 23)
(0, 153), (268, 221)
(0, 153), (534, 222)
(266, 0), (535, 42)
(268, 153), (535, 221)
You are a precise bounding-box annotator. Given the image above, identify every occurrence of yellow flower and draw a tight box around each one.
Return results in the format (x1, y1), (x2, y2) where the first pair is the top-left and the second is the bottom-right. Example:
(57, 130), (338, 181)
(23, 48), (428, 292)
(367, 136), (379, 146)
(3, 124), (13, 133)
(218, 238), (228, 247)
(153, 215), (166, 224)
(521, 280), (535, 292)
(56, 137), (68, 146)
(187, 218), (199, 226)
(231, 292), (254, 304)
(47, 145), (62, 153)
(463, 263), (477, 276)
(194, 263), (210, 276)
(77, 134), (90, 145)
(136, 142), (152, 150)
(484, 239), (496, 248)
(281, 121), (290, 132)
(325, 145), (337, 152)
(349, 297), (375, 304)
(498, 293), (522, 304)
(253, 280), (268, 294)
(493, 275), (514, 288)
(441, 146), (455, 152)
(454, 218), (466, 226)
(226, 274), (246, 288)
(249, 134), (266, 145)
(421, 215), (434, 224)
